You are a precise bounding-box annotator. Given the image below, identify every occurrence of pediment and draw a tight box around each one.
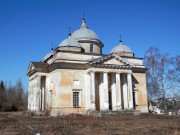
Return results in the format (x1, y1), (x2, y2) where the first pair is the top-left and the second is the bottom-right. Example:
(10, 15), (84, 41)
(90, 53), (133, 68)
(27, 62), (50, 76)
(27, 63), (35, 75)
(103, 58), (125, 65)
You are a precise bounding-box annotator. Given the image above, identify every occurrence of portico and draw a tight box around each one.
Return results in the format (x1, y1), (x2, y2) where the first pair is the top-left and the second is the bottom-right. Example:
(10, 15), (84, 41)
(28, 74), (48, 112)
(86, 70), (134, 112)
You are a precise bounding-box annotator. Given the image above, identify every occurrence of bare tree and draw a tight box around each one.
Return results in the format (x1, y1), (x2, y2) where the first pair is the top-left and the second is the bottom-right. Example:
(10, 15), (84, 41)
(144, 47), (174, 113)
(15, 79), (24, 106)
(22, 91), (28, 109)
(0, 79), (27, 111)
(5, 83), (17, 110)
(144, 47), (162, 99)
(169, 55), (180, 97)
(0, 81), (5, 109)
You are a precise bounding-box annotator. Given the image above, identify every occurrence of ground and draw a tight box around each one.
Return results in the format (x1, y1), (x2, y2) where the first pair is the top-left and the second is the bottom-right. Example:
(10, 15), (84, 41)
(0, 112), (179, 135)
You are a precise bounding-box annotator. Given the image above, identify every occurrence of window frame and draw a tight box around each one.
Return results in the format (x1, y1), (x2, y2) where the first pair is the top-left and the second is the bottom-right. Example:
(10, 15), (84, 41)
(72, 89), (81, 108)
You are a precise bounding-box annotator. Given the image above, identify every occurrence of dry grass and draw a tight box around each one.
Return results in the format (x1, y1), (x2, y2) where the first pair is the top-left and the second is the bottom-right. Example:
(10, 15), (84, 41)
(0, 112), (179, 135)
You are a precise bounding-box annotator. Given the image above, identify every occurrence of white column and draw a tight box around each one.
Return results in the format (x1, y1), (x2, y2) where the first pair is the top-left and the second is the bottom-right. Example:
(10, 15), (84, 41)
(45, 76), (49, 109)
(128, 73), (134, 109)
(36, 76), (41, 111)
(28, 80), (31, 110)
(30, 80), (33, 110)
(32, 79), (36, 111)
(116, 73), (122, 110)
(50, 81), (53, 109)
(42, 80), (45, 111)
(90, 71), (96, 111)
(111, 73), (117, 111)
(33, 78), (36, 111)
(103, 72), (109, 110)
(99, 72), (104, 111)
(123, 74), (128, 109)
(86, 72), (91, 111)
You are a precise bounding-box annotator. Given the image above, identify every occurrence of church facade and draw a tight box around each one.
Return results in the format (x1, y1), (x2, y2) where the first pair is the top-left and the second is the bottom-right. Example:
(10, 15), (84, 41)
(27, 18), (148, 116)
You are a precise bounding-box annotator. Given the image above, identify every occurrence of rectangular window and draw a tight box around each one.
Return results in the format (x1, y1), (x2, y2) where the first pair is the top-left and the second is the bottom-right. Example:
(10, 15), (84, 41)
(73, 92), (79, 107)
(90, 44), (93, 53)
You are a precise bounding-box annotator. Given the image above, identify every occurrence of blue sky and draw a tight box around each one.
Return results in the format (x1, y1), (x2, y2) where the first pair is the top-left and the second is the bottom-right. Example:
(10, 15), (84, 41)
(0, 0), (180, 90)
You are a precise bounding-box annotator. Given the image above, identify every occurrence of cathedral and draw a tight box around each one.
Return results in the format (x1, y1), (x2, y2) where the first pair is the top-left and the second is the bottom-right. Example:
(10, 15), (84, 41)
(27, 18), (148, 116)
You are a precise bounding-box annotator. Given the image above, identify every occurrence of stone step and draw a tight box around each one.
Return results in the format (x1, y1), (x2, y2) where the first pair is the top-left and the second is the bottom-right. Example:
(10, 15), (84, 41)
(101, 110), (141, 116)
(88, 110), (141, 117)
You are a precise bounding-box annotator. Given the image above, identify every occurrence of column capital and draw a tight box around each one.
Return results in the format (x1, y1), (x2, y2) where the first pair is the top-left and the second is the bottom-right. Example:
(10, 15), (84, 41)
(90, 71), (95, 75)
(35, 74), (41, 78)
(127, 71), (132, 74)
(87, 70), (97, 74)
(116, 72), (122, 74)
(86, 71), (90, 75)
(103, 71), (108, 73)
(86, 70), (92, 75)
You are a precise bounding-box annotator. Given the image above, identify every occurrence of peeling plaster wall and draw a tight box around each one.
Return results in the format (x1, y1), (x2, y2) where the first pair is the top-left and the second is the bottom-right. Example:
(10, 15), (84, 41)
(79, 43), (101, 54)
(49, 69), (87, 115)
(132, 73), (148, 112)
(58, 47), (82, 52)
(56, 52), (101, 62)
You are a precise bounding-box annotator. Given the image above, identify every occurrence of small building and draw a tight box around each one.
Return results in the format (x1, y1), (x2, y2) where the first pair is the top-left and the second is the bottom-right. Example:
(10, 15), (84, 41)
(27, 18), (148, 115)
(149, 98), (180, 115)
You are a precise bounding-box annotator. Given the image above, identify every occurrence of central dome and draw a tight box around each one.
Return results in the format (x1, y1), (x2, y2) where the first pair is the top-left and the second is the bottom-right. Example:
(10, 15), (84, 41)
(71, 19), (99, 39)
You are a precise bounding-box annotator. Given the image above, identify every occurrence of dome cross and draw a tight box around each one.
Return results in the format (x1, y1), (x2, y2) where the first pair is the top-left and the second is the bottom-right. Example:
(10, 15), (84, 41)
(119, 34), (122, 45)
(68, 27), (71, 38)
(81, 12), (87, 29)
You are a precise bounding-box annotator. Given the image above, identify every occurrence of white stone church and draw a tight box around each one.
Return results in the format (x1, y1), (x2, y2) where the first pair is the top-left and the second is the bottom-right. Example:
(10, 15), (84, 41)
(27, 18), (148, 115)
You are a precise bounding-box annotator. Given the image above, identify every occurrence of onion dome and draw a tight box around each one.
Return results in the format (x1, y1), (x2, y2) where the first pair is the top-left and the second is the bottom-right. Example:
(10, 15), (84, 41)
(71, 18), (99, 39)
